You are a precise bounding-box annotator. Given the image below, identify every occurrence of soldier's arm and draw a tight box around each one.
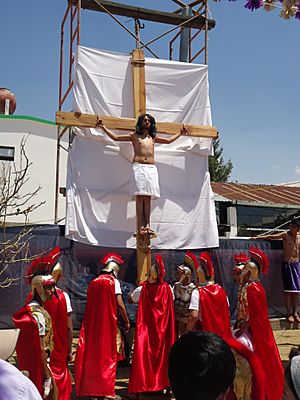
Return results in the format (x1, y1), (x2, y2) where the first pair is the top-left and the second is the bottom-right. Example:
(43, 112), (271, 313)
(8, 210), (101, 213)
(67, 314), (73, 361)
(116, 294), (130, 333)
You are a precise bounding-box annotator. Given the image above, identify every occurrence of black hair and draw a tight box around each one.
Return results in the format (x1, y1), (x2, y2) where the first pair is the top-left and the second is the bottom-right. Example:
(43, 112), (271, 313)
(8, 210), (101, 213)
(283, 346), (300, 400)
(135, 113), (157, 138)
(168, 331), (236, 400)
(289, 345), (300, 360)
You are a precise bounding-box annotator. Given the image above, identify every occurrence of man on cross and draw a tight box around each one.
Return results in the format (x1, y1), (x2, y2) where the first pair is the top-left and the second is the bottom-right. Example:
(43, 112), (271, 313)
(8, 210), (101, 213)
(97, 113), (189, 236)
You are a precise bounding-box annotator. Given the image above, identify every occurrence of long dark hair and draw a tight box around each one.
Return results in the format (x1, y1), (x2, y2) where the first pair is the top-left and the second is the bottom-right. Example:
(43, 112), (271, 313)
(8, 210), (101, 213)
(135, 113), (157, 138)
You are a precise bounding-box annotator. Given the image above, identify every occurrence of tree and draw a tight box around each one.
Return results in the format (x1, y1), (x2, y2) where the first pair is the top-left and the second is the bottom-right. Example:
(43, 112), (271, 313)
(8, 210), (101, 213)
(209, 138), (233, 182)
(221, 0), (300, 21)
(0, 138), (45, 288)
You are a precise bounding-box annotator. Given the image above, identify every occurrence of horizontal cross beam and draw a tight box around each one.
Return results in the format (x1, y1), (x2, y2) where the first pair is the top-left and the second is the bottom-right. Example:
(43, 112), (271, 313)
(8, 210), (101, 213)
(68, 0), (216, 30)
(56, 111), (218, 139)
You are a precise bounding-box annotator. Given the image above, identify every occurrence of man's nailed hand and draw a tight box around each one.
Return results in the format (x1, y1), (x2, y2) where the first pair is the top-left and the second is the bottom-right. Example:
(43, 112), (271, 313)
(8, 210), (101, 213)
(95, 117), (103, 128)
(181, 124), (190, 136)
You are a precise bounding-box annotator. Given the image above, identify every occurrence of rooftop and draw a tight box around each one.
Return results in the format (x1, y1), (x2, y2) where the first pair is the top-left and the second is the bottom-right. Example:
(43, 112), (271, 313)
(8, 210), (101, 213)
(212, 182), (300, 207)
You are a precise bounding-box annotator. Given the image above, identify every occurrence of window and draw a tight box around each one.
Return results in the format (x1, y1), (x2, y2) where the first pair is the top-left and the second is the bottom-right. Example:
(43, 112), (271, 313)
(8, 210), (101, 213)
(0, 146), (15, 161)
(237, 205), (299, 236)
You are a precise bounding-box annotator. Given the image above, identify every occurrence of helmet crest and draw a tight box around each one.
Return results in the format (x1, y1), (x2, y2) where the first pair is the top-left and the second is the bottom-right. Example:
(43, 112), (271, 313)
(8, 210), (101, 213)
(249, 247), (270, 274)
(198, 252), (214, 280)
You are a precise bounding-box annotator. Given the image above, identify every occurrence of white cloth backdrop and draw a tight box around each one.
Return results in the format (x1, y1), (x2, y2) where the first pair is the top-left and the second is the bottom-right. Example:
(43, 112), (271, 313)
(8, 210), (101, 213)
(65, 46), (219, 249)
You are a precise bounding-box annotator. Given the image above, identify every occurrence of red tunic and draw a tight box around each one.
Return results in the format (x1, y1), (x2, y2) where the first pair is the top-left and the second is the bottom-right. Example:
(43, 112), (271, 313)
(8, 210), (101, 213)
(12, 306), (44, 397)
(75, 274), (117, 397)
(129, 281), (176, 394)
(44, 289), (72, 400)
(247, 282), (284, 400)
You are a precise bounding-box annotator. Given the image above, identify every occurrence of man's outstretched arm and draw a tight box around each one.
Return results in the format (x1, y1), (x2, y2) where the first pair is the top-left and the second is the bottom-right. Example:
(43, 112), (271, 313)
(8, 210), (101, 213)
(155, 125), (190, 144)
(96, 120), (132, 142)
(252, 232), (286, 240)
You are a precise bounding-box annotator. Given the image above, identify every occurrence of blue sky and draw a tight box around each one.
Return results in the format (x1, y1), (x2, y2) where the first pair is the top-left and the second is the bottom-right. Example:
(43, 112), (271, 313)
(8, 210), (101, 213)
(1, 0), (299, 184)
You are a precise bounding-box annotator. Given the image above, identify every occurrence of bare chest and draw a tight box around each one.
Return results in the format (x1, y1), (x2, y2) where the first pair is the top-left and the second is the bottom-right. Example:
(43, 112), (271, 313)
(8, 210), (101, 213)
(283, 233), (300, 261)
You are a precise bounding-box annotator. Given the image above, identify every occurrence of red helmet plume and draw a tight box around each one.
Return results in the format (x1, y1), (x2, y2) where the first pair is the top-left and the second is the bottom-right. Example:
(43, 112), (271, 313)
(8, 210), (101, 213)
(199, 252), (214, 279)
(234, 253), (249, 265)
(25, 246), (61, 283)
(249, 247), (270, 274)
(184, 251), (199, 272)
(101, 252), (124, 266)
(156, 254), (165, 282)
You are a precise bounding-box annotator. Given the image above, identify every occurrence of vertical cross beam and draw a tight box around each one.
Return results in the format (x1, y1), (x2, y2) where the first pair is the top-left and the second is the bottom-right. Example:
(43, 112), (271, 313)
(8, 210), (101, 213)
(131, 49), (146, 118)
(131, 49), (151, 283)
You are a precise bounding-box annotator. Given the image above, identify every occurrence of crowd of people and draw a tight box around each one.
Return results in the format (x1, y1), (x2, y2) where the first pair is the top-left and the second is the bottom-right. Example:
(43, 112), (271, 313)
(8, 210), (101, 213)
(1, 219), (299, 399)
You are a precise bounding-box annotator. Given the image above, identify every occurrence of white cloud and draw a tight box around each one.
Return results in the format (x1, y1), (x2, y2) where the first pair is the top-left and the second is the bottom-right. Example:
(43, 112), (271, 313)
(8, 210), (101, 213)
(271, 164), (281, 169)
(295, 166), (300, 175)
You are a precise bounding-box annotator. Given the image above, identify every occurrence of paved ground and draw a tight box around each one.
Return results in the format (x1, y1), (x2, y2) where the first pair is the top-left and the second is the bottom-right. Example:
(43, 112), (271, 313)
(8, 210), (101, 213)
(69, 319), (299, 399)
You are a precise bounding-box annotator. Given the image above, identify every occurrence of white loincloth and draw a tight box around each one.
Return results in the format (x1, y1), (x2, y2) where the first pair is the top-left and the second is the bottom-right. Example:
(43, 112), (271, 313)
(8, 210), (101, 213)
(130, 162), (160, 199)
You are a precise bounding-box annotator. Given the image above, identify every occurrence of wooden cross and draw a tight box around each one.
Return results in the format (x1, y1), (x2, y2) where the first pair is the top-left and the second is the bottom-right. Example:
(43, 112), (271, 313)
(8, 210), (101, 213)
(56, 49), (218, 282)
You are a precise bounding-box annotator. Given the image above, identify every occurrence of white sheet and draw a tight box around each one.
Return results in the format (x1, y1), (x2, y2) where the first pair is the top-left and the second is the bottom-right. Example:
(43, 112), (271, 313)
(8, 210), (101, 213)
(66, 46), (219, 249)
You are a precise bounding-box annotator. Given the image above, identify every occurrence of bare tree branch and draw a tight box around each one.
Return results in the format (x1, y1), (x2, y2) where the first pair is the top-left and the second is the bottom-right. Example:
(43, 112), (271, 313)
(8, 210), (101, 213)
(0, 137), (46, 288)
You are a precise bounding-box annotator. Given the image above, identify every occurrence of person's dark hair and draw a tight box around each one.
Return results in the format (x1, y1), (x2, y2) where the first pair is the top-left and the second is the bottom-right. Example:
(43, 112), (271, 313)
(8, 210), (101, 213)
(135, 113), (157, 138)
(168, 331), (236, 400)
(284, 346), (300, 399)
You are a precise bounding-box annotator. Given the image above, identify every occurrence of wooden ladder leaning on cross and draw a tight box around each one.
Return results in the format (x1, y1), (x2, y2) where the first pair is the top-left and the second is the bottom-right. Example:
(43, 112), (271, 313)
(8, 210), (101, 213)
(56, 48), (218, 283)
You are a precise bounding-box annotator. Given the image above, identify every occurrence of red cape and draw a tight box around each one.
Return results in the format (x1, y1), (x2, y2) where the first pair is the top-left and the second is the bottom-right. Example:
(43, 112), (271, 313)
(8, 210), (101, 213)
(44, 289), (72, 400)
(247, 282), (284, 400)
(75, 274), (117, 397)
(129, 281), (176, 393)
(199, 284), (232, 339)
(12, 305), (44, 397)
(199, 284), (267, 400)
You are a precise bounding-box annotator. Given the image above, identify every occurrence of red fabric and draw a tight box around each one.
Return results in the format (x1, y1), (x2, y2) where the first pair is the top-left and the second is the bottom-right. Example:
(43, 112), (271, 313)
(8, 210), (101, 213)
(199, 284), (232, 339)
(44, 289), (72, 400)
(199, 284), (267, 400)
(12, 306), (44, 397)
(75, 274), (117, 397)
(226, 336), (266, 400)
(129, 281), (176, 393)
(247, 282), (284, 400)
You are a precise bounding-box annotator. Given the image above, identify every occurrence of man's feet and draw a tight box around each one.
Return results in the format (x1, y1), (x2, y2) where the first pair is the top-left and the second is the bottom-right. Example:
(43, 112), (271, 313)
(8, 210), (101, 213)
(293, 314), (300, 323)
(139, 226), (156, 236)
(286, 315), (294, 323)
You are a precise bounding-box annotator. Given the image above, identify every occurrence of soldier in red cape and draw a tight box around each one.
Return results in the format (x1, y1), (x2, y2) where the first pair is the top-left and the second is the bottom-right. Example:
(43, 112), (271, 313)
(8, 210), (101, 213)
(128, 254), (176, 396)
(74, 252), (130, 399)
(186, 251), (232, 338)
(13, 252), (59, 399)
(44, 249), (73, 400)
(236, 247), (284, 400)
(187, 251), (266, 400)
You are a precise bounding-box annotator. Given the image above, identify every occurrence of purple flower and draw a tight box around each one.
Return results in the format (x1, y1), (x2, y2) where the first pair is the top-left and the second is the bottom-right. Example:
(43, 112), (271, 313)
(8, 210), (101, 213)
(244, 0), (262, 10)
(296, 2), (300, 19)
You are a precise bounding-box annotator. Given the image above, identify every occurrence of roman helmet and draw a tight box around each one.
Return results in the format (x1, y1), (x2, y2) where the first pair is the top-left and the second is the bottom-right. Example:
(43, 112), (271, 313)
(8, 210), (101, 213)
(101, 252), (124, 278)
(147, 254), (165, 283)
(177, 251), (199, 284)
(47, 247), (62, 283)
(26, 248), (60, 302)
(197, 252), (214, 285)
(241, 247), (270, 281)
(233, 253), (249, 273)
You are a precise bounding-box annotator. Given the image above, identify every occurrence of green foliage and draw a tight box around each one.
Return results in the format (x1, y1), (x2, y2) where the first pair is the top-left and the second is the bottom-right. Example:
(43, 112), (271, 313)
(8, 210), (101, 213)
(209, 138), (233, 182)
